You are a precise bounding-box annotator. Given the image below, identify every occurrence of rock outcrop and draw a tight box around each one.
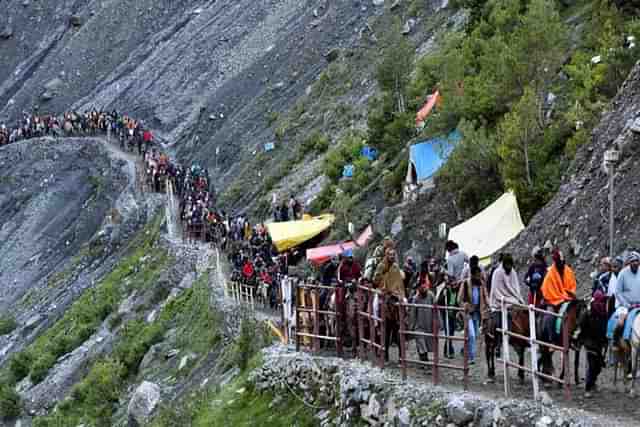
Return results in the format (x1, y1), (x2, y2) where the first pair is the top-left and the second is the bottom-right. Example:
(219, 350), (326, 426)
(127, 381), (162, 426)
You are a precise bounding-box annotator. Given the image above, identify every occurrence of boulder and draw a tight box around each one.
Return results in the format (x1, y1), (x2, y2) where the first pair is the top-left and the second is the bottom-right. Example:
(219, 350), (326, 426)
(446, 398), (473, 425)
(324, 48), (340, 63)
(373, 0), (385, 5)
(127, 381), (161, 426)
(398, 406), (411, 426)
(536, 416), (554, 427)
(69, 15), (83, 27)
(44, 78), (64, 92)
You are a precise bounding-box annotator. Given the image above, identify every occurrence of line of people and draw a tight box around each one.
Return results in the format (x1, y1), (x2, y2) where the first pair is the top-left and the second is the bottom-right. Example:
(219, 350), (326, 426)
(0, 109), (155, 149)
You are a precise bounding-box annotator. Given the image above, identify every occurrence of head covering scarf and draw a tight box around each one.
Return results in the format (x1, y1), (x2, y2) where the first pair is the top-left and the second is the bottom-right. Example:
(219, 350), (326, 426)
(626, 251), (640, 263)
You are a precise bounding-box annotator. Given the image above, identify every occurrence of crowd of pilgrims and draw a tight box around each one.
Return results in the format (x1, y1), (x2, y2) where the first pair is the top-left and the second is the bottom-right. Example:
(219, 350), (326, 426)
(0, 109), (154, 150)
(6, 110), (640, 397)
(294, 237), (640, 396)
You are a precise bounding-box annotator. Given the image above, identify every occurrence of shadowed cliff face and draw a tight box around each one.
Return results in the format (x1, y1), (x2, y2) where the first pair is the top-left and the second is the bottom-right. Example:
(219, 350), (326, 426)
(0, 138), (125, 313)
(0, 0), (379, 174)
(505, 62), (640, 288)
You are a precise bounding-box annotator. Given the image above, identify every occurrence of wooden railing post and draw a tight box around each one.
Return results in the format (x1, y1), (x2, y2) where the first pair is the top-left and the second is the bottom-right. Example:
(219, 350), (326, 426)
(501, 297), (511, 397)
(562, 313), (571, 401)
(463, 309), (469, 391)
(379, 294), (386, 369)
(336, 285), (343, 357)
(529, 304), (540, 401)
(313, 289), (320, 353)
(358, 285), (366, 360)
(432, 305), (440, 385)
(295, 286), (300, 352)
(398, 301), (408, 380)
(368, 287), (375, 363)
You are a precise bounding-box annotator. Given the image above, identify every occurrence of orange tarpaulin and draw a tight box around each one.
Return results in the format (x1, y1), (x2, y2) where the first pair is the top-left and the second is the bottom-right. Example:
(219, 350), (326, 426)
(415, 90), (441, 126)
(306, 226), (373, 266)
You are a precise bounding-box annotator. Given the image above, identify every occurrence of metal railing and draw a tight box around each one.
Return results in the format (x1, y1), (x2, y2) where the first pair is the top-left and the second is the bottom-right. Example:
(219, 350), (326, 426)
(396, 301), (470, 389)
(497, 297), (571, 400)
(356, 283), (386, 368)
(294, 282), (343, 356)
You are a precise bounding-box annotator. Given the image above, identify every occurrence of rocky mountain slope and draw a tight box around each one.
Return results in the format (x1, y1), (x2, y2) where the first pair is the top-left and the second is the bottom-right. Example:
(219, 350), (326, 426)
(506, 60), (640, 288)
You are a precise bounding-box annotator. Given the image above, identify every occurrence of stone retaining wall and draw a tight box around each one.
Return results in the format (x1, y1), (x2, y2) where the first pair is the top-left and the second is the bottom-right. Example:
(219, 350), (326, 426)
(250, 346), (608, 427)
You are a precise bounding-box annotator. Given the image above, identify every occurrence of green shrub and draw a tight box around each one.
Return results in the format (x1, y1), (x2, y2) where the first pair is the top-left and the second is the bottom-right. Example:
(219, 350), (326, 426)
(0, 384), (21, 419)
(0, 316), (17, 336)
(69, 359), (125, 425)
(323, 132), (365, 182)
(17, 215), (167, 384)
(113, 320), (163, 377)
(381, 157), (408, 202)
(30, 353), (57, 385)
(8, 351), (32, 383)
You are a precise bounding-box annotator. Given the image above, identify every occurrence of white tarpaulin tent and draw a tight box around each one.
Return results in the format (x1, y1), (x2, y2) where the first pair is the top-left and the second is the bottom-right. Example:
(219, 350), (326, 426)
(447, 191), (525, 261)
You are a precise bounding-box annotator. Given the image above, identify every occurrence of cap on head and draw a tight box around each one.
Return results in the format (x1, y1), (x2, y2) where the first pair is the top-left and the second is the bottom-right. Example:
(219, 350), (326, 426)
(343, 248), (353, 258)
(626, 251), (640, 263)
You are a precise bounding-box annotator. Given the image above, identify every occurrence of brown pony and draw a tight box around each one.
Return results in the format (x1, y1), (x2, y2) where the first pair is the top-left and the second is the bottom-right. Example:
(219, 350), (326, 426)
(484, 301), (584, 385)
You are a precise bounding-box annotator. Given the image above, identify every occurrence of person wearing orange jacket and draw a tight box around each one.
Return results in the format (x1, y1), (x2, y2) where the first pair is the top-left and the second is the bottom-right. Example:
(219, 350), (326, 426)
(542, 249), (577, 309)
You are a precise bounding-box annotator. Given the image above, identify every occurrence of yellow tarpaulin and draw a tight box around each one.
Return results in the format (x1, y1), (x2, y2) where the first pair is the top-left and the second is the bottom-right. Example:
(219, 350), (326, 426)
(447, 191), (524, 261)
(266, 214), (335, 252)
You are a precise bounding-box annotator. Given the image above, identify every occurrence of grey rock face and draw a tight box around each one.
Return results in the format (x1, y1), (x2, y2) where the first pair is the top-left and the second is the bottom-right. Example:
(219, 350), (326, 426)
(127, 381), (161, 426)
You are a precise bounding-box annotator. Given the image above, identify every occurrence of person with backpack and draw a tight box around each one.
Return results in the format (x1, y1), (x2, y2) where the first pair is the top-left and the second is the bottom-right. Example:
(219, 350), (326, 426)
(525, 250), (548, 308)
(458, 266), (488, 364)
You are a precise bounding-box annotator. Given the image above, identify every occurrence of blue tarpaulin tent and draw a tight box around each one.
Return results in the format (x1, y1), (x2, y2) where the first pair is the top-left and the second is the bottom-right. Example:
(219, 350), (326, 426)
(408, 130), (460, 182)
(342, 164), (354, 178)
(361, 146), (378, 161)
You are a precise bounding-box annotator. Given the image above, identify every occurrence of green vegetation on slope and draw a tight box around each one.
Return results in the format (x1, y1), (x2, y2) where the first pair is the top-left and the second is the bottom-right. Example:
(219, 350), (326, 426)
(0, 214), (168, 420)
(32, 271), (221, 427)
(411, 0), (640, 220)
(152, 356), (317, 427)
(0, 315), (17, 336)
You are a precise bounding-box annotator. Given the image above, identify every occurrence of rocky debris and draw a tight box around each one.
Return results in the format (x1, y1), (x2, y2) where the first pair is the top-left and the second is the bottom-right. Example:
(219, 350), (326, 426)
(250, 345), (602, 427)
(127, 381), (161, 426)
(0, 25), (13, 39)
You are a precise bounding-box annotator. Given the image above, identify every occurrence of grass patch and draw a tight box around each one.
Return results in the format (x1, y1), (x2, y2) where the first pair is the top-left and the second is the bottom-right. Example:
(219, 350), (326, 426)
(0, 384), (21, 420)
(0, 315), (17, 336)
(151, 357), (316, 427)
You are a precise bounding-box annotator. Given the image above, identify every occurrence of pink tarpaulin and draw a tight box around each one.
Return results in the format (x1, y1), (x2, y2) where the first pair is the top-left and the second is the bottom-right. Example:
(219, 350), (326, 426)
(415, 90), (440, 126)
(306, 226), (373, 266)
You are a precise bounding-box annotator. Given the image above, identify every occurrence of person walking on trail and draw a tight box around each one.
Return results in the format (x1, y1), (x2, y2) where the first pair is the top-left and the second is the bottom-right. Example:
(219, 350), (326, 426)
(402, 256), (417, 297)
(410, 281), (434, 368)
(373, 248), (406, 362)
(458, 266), (488, 364)
(592, 256), (612, 296)
(436, 275), (459, 359)
(541, 249), (577, 310)
(524, 250), (547, 308)
(445, 240), (467, 282)
(579, 284), (608, 398)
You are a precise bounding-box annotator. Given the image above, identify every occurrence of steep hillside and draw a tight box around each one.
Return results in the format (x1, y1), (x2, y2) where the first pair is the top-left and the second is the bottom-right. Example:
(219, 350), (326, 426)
(506, 60), (640, 287)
